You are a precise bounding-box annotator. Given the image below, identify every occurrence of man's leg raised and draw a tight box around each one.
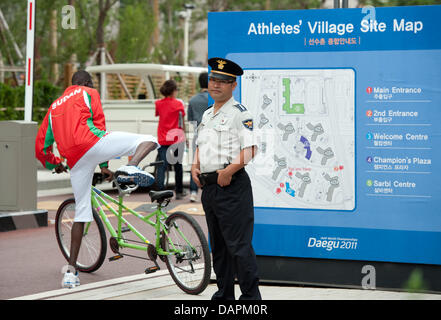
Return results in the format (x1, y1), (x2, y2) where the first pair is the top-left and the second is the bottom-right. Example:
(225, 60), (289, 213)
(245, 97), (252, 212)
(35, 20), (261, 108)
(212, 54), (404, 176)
(127, 141), (157, 166)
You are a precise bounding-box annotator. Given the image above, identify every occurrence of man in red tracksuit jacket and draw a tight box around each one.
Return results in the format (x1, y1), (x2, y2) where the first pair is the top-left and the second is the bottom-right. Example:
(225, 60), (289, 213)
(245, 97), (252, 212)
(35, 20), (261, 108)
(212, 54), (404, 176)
(35, 70), (159, 288)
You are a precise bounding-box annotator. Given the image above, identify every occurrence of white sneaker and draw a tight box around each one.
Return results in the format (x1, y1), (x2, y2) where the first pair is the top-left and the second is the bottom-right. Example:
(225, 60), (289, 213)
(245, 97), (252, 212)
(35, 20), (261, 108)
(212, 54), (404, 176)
(116, 165), (155, 187)
(62, 271), (80, 289)
(190, 192), (197, 202)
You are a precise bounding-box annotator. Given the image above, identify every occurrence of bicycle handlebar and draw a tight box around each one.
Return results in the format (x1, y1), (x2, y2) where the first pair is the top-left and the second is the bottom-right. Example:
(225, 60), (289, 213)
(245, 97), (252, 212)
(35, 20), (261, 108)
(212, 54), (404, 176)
(148, 160), (164, 166)
(142, 160), (164, 171)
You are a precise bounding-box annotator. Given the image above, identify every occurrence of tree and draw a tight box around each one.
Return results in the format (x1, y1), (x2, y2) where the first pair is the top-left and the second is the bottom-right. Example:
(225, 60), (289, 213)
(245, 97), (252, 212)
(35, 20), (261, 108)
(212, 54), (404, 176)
(204, 0), (327, 11)
(96, 0), (119, 48)
(2, 0), (441, 87)
(359, 0), (441, 6)
(151, 0), (186, 65)
(115, 2), (155, 62)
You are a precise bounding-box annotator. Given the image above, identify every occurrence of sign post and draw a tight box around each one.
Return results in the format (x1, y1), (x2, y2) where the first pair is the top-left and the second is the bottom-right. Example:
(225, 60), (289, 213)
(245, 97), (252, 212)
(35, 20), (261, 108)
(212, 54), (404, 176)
(24, 0), (35, 122)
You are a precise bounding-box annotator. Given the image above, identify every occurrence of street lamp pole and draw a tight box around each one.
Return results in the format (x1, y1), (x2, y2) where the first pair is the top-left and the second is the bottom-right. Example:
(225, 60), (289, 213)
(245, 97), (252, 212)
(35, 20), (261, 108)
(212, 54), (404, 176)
(180, 4), (195, 66)
(334, 0), (349, 8)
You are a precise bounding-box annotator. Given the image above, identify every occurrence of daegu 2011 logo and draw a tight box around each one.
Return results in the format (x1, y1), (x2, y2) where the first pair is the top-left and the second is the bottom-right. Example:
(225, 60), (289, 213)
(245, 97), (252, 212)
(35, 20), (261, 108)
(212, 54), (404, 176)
(307, 236), (358, 251)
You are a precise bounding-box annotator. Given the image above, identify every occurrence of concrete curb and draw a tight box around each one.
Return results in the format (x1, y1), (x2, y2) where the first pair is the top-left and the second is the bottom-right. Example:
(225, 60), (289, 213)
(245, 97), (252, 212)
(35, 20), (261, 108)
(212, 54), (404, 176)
(0, 209), (48, 232)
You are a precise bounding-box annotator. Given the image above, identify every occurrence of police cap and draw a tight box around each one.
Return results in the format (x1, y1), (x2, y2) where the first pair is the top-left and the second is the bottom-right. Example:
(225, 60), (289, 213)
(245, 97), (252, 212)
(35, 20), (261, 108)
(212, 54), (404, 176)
(208, 57), (243, 82)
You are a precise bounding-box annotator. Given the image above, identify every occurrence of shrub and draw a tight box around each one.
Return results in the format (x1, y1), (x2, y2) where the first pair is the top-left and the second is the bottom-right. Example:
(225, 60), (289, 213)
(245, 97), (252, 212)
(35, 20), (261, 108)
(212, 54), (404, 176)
(0, 81), (61, 123)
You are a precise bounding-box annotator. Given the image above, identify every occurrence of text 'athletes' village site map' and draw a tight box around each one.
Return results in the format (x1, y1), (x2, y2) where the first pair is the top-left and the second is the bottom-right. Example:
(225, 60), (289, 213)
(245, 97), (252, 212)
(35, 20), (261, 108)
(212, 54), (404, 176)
(242, 69), (355, 211)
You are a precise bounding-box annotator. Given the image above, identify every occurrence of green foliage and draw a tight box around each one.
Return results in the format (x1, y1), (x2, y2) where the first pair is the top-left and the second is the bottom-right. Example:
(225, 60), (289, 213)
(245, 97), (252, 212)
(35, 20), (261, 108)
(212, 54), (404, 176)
(115, 2), (155, 63)
(0, 81), (61, 123)
(151, 0), (186, 65)
(0, 82), (23, 120)
(204, 0), (325, 11)
(1, 0), (441, 86)
(403, 269), (429, 293)
(33, 80), (62, 122)
(360, 0), (441, 6)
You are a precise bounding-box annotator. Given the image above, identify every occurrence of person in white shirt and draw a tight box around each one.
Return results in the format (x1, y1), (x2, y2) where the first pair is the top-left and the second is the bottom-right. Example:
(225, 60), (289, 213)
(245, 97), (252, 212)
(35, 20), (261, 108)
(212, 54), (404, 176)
(191, 57), (261, 300)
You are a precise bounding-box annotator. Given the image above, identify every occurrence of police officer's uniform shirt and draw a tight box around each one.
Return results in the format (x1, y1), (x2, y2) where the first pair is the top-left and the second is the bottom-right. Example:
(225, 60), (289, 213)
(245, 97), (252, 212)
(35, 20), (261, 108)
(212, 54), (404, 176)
(196, 97), (256, 173)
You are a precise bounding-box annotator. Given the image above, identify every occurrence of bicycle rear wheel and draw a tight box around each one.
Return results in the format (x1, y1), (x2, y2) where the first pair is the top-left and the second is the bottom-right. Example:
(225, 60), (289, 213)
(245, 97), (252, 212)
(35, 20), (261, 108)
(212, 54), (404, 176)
(55, 198), (107, 273)
(162, 211), (211, 295)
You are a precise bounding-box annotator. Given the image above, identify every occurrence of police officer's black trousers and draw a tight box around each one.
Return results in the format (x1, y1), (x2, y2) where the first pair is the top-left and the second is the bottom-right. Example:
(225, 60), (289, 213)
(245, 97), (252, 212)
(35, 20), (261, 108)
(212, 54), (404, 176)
(201, 170), (261, 300)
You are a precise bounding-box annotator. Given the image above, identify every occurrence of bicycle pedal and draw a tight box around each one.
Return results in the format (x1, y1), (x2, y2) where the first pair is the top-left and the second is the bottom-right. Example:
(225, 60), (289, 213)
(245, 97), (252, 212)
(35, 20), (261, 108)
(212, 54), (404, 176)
(109, 254), (124, 261)
(121, 226), (130, 233)
(145, 266), (160, 274)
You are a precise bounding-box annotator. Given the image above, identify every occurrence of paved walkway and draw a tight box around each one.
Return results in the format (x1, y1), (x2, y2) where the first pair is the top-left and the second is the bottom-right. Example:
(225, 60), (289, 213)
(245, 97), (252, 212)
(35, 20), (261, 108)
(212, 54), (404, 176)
(25, 170), (441, 301)
(11, 269), (441, 300)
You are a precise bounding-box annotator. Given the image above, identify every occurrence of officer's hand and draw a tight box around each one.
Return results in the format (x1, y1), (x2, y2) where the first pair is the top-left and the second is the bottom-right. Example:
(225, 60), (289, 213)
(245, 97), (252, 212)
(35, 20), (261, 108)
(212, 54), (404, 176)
(101, 167), (114, 182)
(191, 166), (202, 188)
(217, 168), (232, 187)
(54, 163), (67, 174)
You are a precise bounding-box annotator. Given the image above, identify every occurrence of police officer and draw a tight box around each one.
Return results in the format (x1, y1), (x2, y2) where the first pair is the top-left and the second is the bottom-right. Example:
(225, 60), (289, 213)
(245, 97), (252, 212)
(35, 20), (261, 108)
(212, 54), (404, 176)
(191, 57), (261, 300)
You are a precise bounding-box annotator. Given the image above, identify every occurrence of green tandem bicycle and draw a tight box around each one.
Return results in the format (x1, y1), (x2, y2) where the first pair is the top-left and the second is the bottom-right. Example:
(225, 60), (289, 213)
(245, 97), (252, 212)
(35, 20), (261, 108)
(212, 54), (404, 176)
(54, 162), (211, 295)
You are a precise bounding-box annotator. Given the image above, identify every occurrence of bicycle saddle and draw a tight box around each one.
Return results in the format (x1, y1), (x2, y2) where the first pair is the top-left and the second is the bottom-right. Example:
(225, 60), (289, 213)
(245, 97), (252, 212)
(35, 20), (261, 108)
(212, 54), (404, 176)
(149, 190), (174, 202)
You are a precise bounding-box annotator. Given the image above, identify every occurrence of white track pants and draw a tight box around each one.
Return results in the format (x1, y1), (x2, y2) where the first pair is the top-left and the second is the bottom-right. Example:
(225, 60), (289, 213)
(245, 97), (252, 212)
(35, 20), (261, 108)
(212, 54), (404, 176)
(69, 132), (158, 222)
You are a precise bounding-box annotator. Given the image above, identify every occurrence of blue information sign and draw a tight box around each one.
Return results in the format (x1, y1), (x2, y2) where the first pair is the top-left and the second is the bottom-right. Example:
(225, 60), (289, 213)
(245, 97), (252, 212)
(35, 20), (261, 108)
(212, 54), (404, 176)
(208, 5), (441, 265)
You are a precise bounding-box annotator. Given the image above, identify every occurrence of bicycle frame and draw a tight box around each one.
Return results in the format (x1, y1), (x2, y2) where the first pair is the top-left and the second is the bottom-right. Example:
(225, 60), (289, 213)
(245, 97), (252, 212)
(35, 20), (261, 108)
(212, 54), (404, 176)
(89, 186), (195, 257)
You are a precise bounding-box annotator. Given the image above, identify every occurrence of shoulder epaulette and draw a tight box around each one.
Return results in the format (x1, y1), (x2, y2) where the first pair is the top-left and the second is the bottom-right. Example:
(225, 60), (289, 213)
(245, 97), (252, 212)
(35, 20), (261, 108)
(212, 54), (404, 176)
(233, 103), (247, 112)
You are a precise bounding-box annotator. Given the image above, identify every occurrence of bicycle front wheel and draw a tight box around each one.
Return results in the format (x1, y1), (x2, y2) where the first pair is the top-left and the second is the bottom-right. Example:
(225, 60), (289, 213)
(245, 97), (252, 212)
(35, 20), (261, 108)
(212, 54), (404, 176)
(162, 211), (211, 295)
(55, 198), (107, 273)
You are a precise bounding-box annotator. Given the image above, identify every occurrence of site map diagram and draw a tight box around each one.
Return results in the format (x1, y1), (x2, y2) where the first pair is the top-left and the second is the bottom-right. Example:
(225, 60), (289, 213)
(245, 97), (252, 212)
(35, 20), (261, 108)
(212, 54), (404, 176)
(242, 69), (355, 210)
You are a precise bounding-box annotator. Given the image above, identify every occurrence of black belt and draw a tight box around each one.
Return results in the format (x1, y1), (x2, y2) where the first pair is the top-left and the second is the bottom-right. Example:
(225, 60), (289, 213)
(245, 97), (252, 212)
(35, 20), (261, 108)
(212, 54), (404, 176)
(198, 167), (245, 187)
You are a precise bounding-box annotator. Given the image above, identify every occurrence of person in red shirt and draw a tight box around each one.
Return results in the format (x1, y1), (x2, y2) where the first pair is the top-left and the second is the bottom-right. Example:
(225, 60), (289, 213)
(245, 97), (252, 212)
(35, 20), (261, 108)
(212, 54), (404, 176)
(155, 79), (187, 199)
(35, 70), (159, 288)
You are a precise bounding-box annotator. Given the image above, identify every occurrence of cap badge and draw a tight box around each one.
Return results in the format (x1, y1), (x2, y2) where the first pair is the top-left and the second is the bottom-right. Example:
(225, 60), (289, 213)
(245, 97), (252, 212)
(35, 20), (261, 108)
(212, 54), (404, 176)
(217, 60), (226, 70)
